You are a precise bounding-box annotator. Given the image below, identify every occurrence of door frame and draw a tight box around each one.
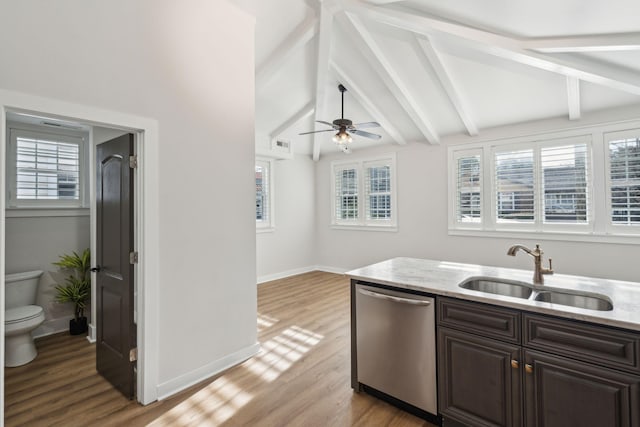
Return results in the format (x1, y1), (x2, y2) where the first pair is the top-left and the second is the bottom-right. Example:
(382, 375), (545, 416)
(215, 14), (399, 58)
(0, 89), (160, 413)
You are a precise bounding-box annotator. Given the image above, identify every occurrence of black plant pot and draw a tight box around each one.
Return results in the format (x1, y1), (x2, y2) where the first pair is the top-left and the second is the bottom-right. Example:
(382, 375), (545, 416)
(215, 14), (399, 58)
(70, 317), (88, 335)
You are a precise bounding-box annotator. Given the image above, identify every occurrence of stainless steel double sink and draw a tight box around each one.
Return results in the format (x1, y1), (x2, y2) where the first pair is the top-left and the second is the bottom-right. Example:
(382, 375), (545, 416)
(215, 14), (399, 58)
(458, 277), (613, 311)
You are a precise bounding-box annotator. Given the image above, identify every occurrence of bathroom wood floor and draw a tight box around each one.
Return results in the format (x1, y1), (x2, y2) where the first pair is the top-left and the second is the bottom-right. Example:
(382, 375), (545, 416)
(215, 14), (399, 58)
(4, 271), (435, 427)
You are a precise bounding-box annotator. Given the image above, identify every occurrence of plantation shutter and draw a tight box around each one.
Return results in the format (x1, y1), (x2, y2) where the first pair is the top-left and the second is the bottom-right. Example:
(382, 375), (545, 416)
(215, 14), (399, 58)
(334, 166), (358, 221)
(455, 153), (481, 223)
(255, 161), (270, 224)
(494, 148), (534, 222)
(16, 135), (81, 201)
(541, 143), (589, 224)
(608, 135), (640, 225)
(364, 161), (391, 221)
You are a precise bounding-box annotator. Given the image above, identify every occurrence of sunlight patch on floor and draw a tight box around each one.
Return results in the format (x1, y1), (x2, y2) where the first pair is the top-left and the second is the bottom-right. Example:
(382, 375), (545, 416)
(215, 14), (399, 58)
(243, 325), (324, 382)
(257, 313), (279, 332)
(149, 376), (253, 426)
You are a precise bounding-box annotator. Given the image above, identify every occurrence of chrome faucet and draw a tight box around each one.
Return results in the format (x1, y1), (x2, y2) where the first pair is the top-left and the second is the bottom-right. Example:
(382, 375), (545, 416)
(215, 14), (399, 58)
(507, 244), (554, 285)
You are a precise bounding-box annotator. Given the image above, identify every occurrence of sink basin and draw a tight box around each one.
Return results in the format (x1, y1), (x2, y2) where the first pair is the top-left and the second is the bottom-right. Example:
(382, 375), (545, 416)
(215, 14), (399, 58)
(459, 278), (533, 299)
(534, 290), (613, 311)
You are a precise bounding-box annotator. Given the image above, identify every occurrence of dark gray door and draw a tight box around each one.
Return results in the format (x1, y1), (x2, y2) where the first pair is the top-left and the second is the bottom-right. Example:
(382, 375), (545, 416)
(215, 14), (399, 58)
(95, 133), (136, 399)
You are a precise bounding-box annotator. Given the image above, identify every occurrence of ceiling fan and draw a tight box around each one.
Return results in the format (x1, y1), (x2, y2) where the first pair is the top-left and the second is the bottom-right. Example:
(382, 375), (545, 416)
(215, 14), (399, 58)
(299, 84), (381, 152)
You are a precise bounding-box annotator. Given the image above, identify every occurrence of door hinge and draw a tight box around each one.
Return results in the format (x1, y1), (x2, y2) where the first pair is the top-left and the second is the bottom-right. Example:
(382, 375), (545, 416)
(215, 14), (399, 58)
(129, 155), (138, 169)
(129, 348), (138, 362)
(129, 251), (139, 264)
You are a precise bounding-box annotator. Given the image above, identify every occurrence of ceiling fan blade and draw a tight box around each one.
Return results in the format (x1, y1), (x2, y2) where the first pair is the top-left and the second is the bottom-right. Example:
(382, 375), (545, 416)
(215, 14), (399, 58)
(299, 129), (336, 136)
(316, 120), (338, 128)
(353, 121), (381, 129)
(351, 129), (382, 140)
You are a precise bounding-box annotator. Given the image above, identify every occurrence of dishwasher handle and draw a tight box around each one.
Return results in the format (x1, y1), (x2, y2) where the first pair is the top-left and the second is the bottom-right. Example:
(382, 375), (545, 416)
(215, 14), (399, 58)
(358, 288), (432, 306)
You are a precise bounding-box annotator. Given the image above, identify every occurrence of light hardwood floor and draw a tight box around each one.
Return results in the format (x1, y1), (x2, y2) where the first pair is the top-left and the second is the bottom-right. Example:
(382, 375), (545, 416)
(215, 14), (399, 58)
(5, 271), (435, 426)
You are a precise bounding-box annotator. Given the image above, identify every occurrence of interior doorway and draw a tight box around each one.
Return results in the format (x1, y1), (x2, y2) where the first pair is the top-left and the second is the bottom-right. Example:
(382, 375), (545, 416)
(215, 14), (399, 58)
(0, 90), (161, 412)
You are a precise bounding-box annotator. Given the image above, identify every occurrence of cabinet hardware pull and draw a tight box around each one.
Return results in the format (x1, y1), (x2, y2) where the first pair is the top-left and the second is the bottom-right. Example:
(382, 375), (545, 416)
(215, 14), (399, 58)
(525, 364), (533, 374)
(511, 359), (519, 369)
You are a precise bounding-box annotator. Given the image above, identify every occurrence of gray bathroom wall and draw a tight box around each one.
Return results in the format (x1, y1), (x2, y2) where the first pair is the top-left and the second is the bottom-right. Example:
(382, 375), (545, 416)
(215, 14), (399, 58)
(5, 214), (90, 336)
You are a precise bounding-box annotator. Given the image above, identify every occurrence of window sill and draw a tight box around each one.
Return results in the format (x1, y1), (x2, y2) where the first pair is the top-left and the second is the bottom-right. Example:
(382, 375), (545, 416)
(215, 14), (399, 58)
(5, 208), (89, 218)
(331, 224), (398, 232)
(448, 228), (640, 245)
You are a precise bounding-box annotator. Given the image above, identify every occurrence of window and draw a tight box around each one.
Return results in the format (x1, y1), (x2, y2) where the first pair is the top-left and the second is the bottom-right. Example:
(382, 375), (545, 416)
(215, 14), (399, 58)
(335, 166), (358, 221)
(450, 135), (593, 236)
(255, 159), (273, 230)
(605, 131), (640, 228)
(7, 128), (85, 208)
(332, 154), (396, 229)
(453, 151), (482, 226)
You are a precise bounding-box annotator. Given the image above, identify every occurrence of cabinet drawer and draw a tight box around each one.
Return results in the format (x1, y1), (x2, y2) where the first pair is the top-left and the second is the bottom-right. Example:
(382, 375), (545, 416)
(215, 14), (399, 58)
(438, 297), (521, 344)
(523, 313), (640, 375)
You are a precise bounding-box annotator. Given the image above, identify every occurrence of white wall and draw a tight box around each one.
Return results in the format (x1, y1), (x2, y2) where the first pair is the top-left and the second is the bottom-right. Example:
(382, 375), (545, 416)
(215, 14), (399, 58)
(256, 156), (316, 282)
(315, 112), (640, 283)
(0, 0), (257, 397)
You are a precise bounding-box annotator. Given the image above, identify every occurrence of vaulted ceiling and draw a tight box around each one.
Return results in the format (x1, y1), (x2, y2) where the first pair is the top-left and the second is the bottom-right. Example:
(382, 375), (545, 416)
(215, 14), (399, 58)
(232, 0), (640, 159)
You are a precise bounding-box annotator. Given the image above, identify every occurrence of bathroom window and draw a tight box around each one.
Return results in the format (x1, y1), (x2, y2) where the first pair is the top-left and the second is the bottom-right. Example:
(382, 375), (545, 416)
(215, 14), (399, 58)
(331, 154), (397, 230)
(256, 159), (274, 231)
(7, 128), (86, 209)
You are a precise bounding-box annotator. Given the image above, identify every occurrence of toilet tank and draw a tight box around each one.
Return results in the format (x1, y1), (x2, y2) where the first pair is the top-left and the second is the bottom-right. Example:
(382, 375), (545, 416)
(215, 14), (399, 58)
(5, 270), (43, 309)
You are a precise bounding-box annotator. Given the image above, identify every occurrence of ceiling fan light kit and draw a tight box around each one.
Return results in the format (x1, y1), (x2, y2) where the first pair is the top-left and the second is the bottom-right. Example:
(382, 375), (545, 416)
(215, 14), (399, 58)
(300, 83), (382, 153)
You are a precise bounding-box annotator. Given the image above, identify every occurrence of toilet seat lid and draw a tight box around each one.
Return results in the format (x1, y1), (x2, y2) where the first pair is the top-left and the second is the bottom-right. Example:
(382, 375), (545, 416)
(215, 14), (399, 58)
(5, 305), (43, 324)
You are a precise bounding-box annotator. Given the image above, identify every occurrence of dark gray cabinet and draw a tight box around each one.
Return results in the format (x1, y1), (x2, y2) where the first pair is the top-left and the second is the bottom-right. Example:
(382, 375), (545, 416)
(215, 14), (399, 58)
(438, 327), (522, 427)
(524, 349), (640, 427)
(437, 297), (640, 427)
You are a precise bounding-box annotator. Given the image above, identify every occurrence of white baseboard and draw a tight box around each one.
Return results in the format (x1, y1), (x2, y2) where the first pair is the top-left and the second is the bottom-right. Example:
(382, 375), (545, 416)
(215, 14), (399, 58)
(257, 266), (317, 284)
(87, 323), (96, 343)
(257, 265), (347, 284)
(156, 342), (260, 400)
(33, 315), (73, 339)
(314, 265), (348, 275)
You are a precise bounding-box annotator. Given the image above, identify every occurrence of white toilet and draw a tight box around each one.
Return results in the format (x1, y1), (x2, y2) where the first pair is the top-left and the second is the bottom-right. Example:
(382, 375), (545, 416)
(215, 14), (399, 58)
(5, 270), (45, 367)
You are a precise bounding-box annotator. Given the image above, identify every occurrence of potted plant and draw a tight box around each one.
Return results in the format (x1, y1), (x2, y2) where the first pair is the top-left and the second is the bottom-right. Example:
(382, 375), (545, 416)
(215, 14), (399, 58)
(53, 248), (91, 335)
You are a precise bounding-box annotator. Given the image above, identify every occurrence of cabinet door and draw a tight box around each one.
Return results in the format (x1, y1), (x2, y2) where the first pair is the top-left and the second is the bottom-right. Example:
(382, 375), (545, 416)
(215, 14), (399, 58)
(524, 349), (640, 427)
(438, 327), (523, 427)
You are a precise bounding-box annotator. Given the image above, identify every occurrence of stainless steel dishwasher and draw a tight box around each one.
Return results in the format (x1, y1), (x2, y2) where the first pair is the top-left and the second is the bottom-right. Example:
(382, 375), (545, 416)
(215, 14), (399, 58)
(354, 283), (437, 416)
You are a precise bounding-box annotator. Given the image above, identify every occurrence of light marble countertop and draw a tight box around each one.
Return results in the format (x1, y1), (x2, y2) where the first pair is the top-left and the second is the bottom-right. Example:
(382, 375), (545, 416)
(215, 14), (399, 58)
(346, 257), (640, 332)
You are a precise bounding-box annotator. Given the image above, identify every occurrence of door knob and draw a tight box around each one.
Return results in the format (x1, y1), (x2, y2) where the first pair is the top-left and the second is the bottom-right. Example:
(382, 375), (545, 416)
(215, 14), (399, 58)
(90, 266), (101, 273)
(525, 364), (534, 374)
(511, 359), (519, 369)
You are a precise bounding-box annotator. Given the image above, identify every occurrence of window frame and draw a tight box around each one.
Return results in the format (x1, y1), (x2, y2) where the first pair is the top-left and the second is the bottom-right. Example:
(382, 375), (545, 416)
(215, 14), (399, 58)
(487, 135), (593, 234)
(603, 128), (640, 235)
(255, 158), (274, 232)
(6, 127), (88, 209)
(444, 122), (640, 243)
(448, 148), (483, 230)
(331, 154), (397, 231)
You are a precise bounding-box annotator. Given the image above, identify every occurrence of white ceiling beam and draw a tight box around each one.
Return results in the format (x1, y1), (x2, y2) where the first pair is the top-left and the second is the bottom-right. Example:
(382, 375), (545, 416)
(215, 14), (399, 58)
(524, 33), (640, 53)
(341, 0), (640, 96)
(342, 12), (440, 144)
(330, 60), (407, 145)
(566, 77), (581, 121)
(312, 3), (334, 161)
(256, 16), (317, 89)
(269, 101), (315, 140)
(415, 36), (478, 136)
